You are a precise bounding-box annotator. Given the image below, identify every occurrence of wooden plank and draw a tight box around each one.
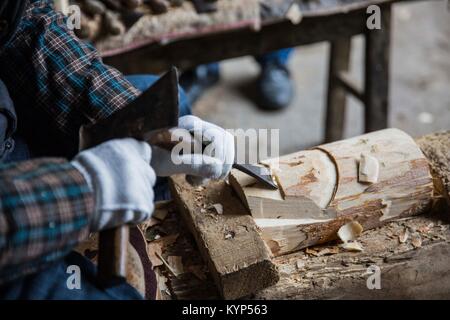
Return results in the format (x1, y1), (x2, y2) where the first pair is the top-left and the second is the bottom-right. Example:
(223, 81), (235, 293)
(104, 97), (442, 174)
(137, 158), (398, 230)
(230, 129), (434, 256)
(169, 175), (279, 299)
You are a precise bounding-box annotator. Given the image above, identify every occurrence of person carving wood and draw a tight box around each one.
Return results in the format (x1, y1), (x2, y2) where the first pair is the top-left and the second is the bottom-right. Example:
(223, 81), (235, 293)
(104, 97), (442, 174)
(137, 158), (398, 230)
(0, 0), (234, 299)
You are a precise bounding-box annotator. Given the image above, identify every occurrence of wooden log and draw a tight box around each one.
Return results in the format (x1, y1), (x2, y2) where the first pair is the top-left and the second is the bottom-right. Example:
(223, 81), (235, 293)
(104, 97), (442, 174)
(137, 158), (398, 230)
(416, 131), (450, 206)
(169, 175), (279, 300)
(230, 129), (434, 256)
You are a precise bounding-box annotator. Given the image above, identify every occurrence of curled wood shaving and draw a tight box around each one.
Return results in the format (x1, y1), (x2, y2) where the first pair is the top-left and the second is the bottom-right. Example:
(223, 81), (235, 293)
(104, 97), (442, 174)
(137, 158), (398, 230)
(337, 221), (364, 243)
(340, 241), (364, 252)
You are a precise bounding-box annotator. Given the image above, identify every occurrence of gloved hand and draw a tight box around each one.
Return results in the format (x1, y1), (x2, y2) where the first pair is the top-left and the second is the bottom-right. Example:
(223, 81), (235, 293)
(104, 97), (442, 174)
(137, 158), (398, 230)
(71, 138), (156, 232)
(151, 115), (235, 180)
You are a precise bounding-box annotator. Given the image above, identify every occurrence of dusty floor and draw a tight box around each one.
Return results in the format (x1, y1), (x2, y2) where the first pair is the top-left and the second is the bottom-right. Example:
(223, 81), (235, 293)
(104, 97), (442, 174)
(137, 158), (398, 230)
(193, 0), (450, 156)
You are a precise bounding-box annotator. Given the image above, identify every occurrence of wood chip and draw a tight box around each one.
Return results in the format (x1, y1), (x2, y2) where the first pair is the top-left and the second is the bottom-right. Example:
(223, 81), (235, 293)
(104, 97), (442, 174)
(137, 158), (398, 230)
(337, 221), (364, 243)
(358, 153), (379, 183)
(156, 251), (179, 277)
(208, 203), (223, 215)
(140, 217), (160, 231)
(167, 256), (184, 276)
(296, 260), (306, 270)
(305, 247), (319, 256)
(399, 228), (410, 243)
(153, 233), (179, 248)
(153, 208), (169, 221)
(306, 246), (340, 257)
(147, 242), (163, 268)
(224, 230), (235, 240)
(340, 241), (364, 252)
(411, 234), (423, 248)
(286, 3), (302, 24)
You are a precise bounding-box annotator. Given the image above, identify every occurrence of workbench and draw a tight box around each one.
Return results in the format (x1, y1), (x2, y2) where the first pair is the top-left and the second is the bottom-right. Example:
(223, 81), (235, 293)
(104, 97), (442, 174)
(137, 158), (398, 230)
(143, 199), (450, 300)
(99, 0), (414, 142)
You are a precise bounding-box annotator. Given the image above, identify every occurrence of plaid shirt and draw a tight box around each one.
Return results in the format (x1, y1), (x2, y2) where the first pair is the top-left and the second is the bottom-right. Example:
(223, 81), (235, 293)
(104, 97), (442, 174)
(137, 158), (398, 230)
(0, 0), (140, 157)
(0, 0), (141, 284)
(0, 159), (94, 285)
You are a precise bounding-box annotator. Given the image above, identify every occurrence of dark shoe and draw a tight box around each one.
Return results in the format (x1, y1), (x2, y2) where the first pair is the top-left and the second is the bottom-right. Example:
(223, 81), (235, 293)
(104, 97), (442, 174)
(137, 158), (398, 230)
(180, 63), (220, 106)
(256, 62), (294, 111)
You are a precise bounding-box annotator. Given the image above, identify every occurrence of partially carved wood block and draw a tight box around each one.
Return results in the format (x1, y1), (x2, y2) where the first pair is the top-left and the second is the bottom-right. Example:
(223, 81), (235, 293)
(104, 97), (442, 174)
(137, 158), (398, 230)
(230, 129), (434, 256)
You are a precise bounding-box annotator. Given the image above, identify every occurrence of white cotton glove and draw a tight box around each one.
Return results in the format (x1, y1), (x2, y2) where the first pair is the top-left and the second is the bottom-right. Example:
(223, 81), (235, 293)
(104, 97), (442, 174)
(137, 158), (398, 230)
(71, 138), (156, 232)
(150, 115), (235, 181)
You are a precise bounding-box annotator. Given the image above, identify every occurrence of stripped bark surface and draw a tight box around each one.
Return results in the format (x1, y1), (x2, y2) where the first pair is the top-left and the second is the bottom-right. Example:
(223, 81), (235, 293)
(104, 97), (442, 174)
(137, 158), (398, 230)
(231, 129), (434, 256)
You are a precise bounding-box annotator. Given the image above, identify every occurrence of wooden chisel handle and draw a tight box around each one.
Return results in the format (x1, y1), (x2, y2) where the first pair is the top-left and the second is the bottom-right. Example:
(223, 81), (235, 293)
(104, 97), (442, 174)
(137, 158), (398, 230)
(97, 226), (129, 285)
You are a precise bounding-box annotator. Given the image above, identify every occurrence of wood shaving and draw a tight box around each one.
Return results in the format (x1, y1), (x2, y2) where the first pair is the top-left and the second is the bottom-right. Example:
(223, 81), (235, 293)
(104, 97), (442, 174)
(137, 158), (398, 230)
(286, 3), (302, 24)
(156, 251), (179, 277)
(224, 230), (235, 240)
(359, 153), (379, 183)
(340, 241), (364, 252)
(140, 218), (160, 231)
(147, 242), (163, 268)
(209, 203), (224, 215)
(296, 260), (306, 270)
(167, 256), (184, 276)
(337, 221), (364, 243)
(152, 233), (179, 248)
(399, 228), (409, 243)
(153, 209), (169, 221)
(411, 234), (422, 248)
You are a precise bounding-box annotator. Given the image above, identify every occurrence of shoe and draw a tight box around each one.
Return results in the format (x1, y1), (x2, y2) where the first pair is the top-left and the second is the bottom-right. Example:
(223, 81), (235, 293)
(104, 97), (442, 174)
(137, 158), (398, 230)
(180, 64), (220, 106)
(256, 62), (294, 111)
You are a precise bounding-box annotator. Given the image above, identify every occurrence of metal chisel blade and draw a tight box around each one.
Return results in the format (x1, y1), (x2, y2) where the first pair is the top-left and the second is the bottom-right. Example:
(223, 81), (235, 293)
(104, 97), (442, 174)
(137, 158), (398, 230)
(232, 163), (278, 189)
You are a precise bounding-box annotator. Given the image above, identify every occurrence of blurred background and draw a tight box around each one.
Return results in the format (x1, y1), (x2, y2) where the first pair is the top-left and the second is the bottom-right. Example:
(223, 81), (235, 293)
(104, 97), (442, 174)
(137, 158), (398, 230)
(192, 0), (449, 154)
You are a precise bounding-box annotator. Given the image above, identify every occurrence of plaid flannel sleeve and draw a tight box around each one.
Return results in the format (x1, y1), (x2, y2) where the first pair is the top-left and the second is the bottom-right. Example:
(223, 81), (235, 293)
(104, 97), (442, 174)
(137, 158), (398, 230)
(0, 158), (94, 285)
(0, 0), (140, 157)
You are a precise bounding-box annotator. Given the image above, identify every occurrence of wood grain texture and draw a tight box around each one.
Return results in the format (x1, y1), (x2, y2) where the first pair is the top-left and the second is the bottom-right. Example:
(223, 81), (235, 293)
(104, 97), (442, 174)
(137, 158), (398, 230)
(231, 129), (434, 256)
(152, 202), (450, 300)
(169, 175), (279, 299)
(416, 131), (450, 206)
(255, 212), (450, 299)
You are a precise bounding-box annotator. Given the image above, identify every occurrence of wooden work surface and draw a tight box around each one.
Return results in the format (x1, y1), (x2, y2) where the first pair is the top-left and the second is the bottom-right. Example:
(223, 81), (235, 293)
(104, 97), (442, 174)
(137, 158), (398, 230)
(102, 0), (407, 74)
(144, 197), (450, 300)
